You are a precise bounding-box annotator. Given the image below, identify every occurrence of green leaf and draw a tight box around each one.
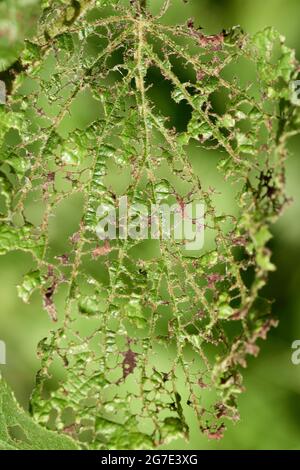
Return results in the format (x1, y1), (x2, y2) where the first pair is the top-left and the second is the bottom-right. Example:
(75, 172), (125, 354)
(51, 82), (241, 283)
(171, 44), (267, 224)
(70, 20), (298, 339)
(0, 0), (40, 72)
(17, 270), (41, 303)
(0, 376), (79, 450)
(0, 0), (298, 451)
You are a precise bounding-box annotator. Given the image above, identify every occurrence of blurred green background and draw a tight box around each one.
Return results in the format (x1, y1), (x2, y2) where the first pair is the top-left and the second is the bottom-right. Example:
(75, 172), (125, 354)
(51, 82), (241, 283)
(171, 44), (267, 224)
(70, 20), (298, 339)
(0, 0), (300, 450)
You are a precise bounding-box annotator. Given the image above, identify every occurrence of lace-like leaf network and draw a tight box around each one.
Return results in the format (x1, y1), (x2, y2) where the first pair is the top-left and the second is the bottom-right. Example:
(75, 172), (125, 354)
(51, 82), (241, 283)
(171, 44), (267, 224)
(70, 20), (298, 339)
(0, 0), (299, 450)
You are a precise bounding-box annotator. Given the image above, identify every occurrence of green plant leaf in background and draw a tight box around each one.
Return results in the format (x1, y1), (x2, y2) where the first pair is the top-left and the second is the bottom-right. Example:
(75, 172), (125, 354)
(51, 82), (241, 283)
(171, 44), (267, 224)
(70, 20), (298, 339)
(0, 376), (78, 449)
(0, 0), (40, 72)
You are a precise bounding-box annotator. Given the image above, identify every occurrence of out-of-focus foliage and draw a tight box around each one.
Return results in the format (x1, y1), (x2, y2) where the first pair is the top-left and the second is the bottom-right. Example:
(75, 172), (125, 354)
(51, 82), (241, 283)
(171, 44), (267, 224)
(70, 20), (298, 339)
(0, 0), (300, 451)
(0, 0), (40, 72)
